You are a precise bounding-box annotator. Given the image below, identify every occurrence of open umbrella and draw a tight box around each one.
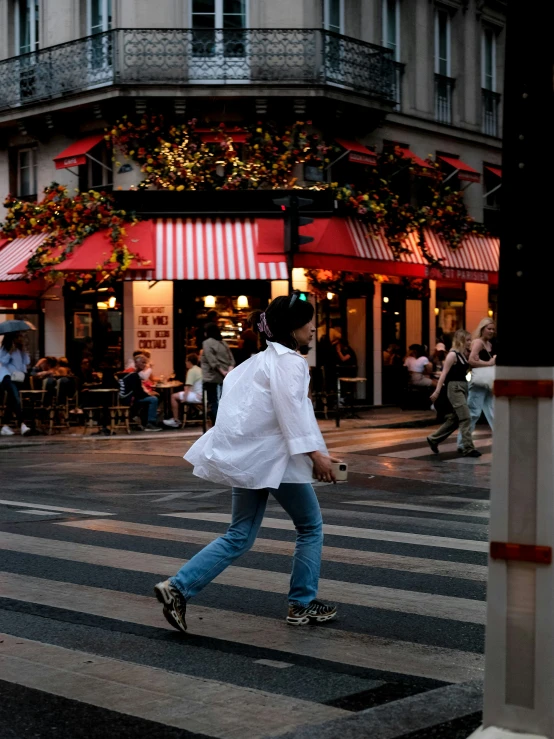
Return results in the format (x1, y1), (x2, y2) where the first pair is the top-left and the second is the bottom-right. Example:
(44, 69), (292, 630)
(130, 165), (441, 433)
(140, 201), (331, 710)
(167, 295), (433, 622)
(0, 319), (36, 335)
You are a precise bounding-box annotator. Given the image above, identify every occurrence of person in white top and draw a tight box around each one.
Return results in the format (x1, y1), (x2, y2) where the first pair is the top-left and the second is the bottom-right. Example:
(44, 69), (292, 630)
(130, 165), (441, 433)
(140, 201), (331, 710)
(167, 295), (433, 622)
(404, 344), (436, 388)
(155, 292), (340, 630)
(0, 332), (31, 436)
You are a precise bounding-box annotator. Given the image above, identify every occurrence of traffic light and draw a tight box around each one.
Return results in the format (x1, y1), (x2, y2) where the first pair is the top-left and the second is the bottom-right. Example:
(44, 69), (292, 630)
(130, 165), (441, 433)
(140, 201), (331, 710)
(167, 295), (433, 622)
(272, 194), (315, 254)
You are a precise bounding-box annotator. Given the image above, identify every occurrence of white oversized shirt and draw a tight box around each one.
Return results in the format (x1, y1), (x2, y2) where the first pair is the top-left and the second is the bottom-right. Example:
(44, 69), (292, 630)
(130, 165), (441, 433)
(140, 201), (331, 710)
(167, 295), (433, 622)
(184, 341), (327, 490)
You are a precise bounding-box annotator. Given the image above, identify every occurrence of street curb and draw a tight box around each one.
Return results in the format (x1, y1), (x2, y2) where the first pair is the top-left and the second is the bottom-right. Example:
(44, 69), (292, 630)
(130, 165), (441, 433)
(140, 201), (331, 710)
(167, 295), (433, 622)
(0, 429), (202, 450)
(272, 679), (483, 739)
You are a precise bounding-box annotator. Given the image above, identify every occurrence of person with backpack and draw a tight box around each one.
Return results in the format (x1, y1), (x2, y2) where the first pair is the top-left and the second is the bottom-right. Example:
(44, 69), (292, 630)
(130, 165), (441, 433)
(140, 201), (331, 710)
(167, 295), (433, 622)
(427, 329), (481, 458)
(154, 292), (340, 631)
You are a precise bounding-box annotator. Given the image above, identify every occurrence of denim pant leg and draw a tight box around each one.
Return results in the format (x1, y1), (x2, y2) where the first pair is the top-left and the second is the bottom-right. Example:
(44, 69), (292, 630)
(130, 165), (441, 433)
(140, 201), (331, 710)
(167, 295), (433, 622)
(457, 384), (485, 448)
(271, 482), (323, 606)
(481, 388), (494, 430)
(138, 396), (158, 424)
(1, 376), (23, 425)
(171, 487), (269, 600)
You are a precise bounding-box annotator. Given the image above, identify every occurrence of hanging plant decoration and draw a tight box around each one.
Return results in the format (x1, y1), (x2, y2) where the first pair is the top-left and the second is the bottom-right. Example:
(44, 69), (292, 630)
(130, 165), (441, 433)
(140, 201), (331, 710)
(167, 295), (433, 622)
(1, 184), (137, 284)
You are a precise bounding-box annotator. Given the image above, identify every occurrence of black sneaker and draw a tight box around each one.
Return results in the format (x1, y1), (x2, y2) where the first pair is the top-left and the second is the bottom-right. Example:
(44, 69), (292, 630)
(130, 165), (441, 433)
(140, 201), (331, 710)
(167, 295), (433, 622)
(463, 449), (482, 458)
(427, 437), (439, 454)
(287, 599), (337, 626)
(154, 579), (187, 632)
(145, 423), (162, 432)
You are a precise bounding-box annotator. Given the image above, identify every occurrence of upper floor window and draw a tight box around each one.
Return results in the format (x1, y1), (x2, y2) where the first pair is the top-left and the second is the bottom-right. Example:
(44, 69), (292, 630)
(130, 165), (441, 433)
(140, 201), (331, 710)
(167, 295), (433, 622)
(15, 0), (39, 55)
(88, 0), (112, 34)
(434, 8), (451, 77)
(482, 28), (496, 91)
(323, 0), (344, 34)
(192, 0), (246, 30)
(382, 0), (400, 61)
(17, 148), (37, 198)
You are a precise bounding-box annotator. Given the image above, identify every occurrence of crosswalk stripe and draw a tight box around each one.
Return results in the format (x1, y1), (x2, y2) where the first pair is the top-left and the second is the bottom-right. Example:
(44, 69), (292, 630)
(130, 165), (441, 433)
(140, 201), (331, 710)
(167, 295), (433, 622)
(0, 532), (485, 622)
(0, 499), (114, 516)
(381, 437), (491, 459)
(453, 453), (493, 465)
(161, 513), (489, 552)
(0, 572), (484, 683)
(0, 633), (345, 738)
(342, 500), (490, 519)
(59, 519), (488, 581)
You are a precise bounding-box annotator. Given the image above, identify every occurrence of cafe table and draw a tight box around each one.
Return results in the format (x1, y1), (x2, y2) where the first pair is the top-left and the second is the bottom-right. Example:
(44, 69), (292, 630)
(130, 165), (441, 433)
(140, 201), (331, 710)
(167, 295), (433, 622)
(155, 380), (184, 420)
(335, 376), (367, 427)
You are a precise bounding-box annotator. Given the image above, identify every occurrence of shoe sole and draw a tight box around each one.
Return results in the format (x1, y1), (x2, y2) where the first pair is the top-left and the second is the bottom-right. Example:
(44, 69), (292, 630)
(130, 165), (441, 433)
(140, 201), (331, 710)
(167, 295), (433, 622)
(287, 611), (337, 626)
(154, 584), (187, 632)
(426, 439), (439, 454)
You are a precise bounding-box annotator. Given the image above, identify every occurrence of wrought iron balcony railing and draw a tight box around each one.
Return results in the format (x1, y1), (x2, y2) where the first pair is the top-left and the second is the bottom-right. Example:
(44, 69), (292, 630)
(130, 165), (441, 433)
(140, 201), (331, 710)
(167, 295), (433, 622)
(434, 73), (455, 125)
(482, 88), (501, 137)
(0, 28), (395, 113)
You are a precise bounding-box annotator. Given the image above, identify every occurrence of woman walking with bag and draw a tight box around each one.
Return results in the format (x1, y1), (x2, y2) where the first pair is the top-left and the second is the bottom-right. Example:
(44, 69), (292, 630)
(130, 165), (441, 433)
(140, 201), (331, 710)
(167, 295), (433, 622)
(467, 318), (495, 432)
(155, 292), (340, 631)
(427, 330), (481, 457)
(0, 332), (31, 436)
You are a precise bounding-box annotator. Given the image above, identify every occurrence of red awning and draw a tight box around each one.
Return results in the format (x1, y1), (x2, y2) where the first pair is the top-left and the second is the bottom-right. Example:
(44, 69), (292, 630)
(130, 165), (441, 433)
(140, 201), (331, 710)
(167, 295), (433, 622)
(155, 219), (288, 280)
(0, 279), (47, 298)
(424, 229), (499, 284)
(54, 134), (105, 170)
(396, 146), (431, 170)
(438, 155), (481, 183)
(257, 217), (428, 277)
(485, 165), (502, 179)
(335, 139), (377, 166)
(1, 234), (49, 279)
(54, 221), (155, 274)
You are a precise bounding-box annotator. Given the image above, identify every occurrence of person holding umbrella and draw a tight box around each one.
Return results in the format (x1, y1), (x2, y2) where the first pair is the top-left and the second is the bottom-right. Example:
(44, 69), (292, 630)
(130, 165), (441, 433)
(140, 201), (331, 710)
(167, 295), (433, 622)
(0, 322), (34, 436)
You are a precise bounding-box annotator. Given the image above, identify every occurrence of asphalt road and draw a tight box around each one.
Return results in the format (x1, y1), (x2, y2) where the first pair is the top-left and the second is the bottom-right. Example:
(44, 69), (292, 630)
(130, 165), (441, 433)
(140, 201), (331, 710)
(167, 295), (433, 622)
(0, 425), (491, 738)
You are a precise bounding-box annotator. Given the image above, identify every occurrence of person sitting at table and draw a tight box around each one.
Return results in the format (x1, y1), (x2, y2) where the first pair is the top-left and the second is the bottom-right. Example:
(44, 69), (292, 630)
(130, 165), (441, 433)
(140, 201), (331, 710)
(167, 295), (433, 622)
(163, 354), (203, 429)
(53, 357), (77, 405)
(30, 356), (59, 405)
(118, 354), (161, 432)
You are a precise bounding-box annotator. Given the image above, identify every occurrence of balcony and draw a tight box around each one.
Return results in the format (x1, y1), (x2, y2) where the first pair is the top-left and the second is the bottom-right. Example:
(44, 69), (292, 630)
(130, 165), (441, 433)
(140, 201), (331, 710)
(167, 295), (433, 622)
(434, 73), (455, 125)
(0, 28), (396, 115)
(482, 88), (501, 137)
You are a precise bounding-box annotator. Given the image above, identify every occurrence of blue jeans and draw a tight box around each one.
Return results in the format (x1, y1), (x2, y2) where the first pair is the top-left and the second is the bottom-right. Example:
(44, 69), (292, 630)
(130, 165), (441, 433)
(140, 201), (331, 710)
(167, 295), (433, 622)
(138, 395), (158, 424)
(171, 483), (323, 606)
(457, 383), (494, 449)
(1, 376), (23, 425)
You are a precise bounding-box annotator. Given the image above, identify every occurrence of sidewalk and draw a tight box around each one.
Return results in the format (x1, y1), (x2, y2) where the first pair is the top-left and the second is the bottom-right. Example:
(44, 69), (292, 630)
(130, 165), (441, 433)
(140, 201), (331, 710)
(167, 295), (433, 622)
(0, 408), (436, 449)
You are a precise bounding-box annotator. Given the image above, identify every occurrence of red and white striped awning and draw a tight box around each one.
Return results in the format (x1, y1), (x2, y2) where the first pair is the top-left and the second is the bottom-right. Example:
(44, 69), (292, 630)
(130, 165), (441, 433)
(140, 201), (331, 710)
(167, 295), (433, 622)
(0, 234), (48, 281)
(155, 219), (288, 280)
(346, 219), (426, 265)
(424, 229), (499, 273)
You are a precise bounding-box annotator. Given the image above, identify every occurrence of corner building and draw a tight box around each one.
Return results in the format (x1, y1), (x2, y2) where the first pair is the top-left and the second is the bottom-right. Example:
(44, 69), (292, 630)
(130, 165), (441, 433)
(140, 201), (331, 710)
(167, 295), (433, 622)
(0, 0), (504, 403)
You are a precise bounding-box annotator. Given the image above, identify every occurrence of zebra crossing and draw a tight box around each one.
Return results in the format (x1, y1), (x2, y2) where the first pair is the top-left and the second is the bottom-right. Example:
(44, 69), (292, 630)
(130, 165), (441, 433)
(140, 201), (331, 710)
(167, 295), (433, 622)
(0, 476), (489, 739)
(321, 424), (493, 463)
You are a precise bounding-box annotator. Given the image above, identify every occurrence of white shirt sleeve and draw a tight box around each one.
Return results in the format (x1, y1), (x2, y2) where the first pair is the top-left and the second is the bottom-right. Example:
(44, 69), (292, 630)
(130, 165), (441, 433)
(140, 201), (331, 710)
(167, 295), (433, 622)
(269, 352), (322, 457)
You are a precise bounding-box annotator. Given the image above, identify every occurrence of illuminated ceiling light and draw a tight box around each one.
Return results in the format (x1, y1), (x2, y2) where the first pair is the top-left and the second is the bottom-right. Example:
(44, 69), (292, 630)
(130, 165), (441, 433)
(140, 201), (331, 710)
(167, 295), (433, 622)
(204, 295), (216, 308)
(434, 307), (440, 316)
(326, 292), (334, 301)
(12, 302), (17, 310)
(383, 296), (389, 303)
(237, 295), (249, 309)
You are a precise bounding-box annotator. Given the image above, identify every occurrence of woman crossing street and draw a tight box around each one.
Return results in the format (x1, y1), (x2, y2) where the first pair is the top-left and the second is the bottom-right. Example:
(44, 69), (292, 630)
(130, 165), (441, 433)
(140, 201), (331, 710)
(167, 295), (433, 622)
(155, 293), (340, 631)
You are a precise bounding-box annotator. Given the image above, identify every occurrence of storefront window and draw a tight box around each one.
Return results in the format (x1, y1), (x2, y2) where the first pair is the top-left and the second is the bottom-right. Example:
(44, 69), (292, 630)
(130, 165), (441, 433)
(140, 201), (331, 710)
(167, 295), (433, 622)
(436, 300), (464, 347)
(65, 283), (123, 373)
